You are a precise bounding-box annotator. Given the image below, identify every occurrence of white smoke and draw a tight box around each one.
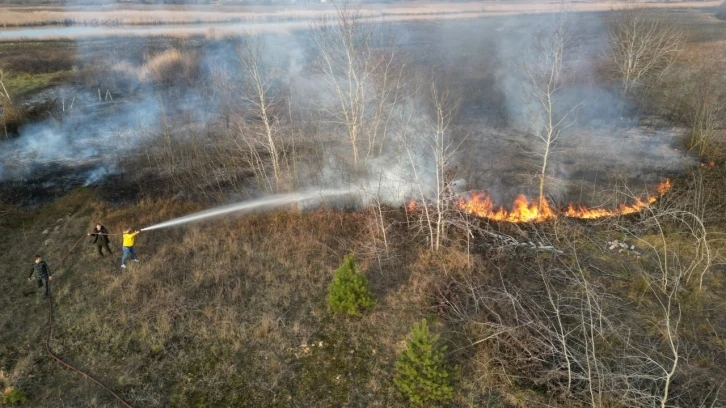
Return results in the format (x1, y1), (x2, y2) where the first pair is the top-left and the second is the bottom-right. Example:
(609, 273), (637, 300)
(0, 10), (696, 208)
(83, 166), (114, 186)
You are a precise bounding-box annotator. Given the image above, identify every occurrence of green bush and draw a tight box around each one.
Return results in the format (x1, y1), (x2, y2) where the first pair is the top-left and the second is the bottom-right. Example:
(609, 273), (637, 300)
(327, 255), (375, 316)
(394, 319), (455, 407)
(2, 387), (28, 405)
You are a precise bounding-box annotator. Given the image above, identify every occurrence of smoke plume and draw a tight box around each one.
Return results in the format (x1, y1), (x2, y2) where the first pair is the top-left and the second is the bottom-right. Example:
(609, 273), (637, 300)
(0, 8), (695, 208)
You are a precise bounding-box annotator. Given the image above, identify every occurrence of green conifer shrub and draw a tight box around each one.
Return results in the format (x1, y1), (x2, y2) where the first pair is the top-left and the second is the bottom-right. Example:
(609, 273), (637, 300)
(327, 255), (376, 316)
(2, 386), (28, 405)
(394, 319), (455, 407)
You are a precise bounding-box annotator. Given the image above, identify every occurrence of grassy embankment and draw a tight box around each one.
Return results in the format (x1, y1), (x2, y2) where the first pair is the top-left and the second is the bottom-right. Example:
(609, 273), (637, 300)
(0, 187), (459, 406)
(2, 8), (726, 406)
(0, 40), (75, 137)
(2, 165), (726, 407)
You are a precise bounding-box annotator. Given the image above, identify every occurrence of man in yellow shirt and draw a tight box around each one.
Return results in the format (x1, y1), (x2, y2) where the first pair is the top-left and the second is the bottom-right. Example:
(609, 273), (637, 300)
(121, 227), (141, 269)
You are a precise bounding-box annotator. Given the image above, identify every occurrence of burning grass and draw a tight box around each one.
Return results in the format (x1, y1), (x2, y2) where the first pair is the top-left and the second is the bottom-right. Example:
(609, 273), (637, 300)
(455, 179), (672, 223)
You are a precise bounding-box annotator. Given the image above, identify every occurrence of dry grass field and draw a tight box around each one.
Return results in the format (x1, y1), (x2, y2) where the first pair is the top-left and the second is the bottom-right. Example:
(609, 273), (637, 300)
(2, 3), (726, 407)
(2, 167), (726, 407)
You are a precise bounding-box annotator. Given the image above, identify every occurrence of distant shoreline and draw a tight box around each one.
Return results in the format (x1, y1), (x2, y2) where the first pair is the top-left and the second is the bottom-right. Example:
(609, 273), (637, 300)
(0, 1), (720, 29)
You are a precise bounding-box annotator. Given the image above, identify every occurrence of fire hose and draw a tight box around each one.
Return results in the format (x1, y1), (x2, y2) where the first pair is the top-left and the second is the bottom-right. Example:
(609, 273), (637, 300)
(45, 232), (134, 408)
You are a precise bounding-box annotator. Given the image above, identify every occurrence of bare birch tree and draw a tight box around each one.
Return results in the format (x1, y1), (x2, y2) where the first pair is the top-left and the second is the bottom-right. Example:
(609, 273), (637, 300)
(619, 205), (711, 407)
(685, 85), (724, 157)
(0, 68), (11, 139)
(524, 22), (579, 211)
(674, 52), (726, 157)
(237, 38), (284, 191)
(401, 76), (461, 251)
(607, 7), (685, 98)
(0, 69), (10, 103)
(311, 5), (407, 167)
(443, 197), (714, 407)
(427, 79), (461, 250)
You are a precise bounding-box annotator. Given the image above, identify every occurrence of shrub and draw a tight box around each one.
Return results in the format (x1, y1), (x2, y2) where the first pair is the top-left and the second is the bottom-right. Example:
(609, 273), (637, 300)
(394, 319), (455, 408)
(138, 48), (199, 85)
(326, 255), (375, 316)
(2, 386), (28, 405)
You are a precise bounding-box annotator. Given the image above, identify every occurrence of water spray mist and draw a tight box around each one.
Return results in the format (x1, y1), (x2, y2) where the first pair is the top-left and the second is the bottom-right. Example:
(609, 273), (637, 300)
(140, 188), (355, 232)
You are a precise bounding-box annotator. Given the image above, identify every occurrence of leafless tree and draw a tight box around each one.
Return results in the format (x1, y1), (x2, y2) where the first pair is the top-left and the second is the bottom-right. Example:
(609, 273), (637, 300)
(0, 68), (11, 139)
(523, 21), (579, 211)
(237, 38), (284, 190)
(311, 5), (407, 167)
(616, 204), (711, 407)
(401, 77), (461, 251)
(442, 191), (715, 406)
(0, 69), (10, 103)
(672, 51), (726, 158)
(607, 7), (685, 98)
(685, 88), (724, 158)
(427, 80), (461, 250)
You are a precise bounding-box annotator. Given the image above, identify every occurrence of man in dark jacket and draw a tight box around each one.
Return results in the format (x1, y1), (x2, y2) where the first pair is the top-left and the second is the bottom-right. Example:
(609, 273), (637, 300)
(88, 223), (113, 257)
(28, 255), (53, 299)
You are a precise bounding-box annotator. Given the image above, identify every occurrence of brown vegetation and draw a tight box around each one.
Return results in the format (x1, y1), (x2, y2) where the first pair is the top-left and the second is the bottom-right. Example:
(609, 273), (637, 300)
(2, 5), (726, 408)
(1, 164), (726, 406)
(665, 44), (726, 158)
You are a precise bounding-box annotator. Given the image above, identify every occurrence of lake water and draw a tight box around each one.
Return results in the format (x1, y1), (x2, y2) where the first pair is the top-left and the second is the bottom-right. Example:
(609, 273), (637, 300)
(0, 21), (313, 40)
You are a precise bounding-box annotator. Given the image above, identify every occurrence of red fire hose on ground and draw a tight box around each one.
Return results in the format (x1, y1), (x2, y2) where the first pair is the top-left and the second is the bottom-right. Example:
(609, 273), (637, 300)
(45, 232), (134, 408)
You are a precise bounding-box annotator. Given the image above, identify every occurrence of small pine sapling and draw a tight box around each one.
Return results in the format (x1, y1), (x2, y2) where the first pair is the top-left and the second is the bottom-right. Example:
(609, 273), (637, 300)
(394, 319), (455, 407)
(2, 386), (28, 405)
(327, 255), (376, 316)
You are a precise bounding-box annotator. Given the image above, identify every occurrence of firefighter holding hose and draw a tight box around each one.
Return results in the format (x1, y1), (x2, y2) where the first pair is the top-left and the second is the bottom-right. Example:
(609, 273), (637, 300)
(120, 227), (141, 269)
(28, 255), (53, 299)
(87, 223), (113, 257)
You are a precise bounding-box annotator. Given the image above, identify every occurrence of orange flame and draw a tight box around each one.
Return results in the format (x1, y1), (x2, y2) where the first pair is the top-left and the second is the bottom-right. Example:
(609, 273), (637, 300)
(458, 193), (557, 222)
(406, 200), (417, 212)
(656, 178), (672, 195)
(456, 179), (671, 223)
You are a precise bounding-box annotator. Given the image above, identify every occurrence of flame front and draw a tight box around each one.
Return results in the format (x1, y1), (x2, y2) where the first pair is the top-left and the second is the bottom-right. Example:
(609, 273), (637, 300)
(458, 193), (557, 222)
(406, 200), (417, 212)
(456, 179), (671, 223)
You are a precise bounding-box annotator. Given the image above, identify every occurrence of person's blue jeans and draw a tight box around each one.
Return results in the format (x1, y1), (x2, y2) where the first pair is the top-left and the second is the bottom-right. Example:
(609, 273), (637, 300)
(121, 246), (137, 266)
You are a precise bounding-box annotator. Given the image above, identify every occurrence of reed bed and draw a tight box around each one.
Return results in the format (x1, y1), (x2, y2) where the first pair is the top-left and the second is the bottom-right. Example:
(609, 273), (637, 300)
(0, 1), (718, 28)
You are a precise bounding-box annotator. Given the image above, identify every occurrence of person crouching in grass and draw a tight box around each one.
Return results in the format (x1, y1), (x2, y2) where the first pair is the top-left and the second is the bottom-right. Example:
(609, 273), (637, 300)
(88, 223), (113, 257)
(121, 227), (141, 269)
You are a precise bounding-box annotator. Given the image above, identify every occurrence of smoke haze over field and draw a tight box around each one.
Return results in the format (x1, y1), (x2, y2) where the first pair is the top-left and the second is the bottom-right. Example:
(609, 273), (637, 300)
(0, 9), (696, 206)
